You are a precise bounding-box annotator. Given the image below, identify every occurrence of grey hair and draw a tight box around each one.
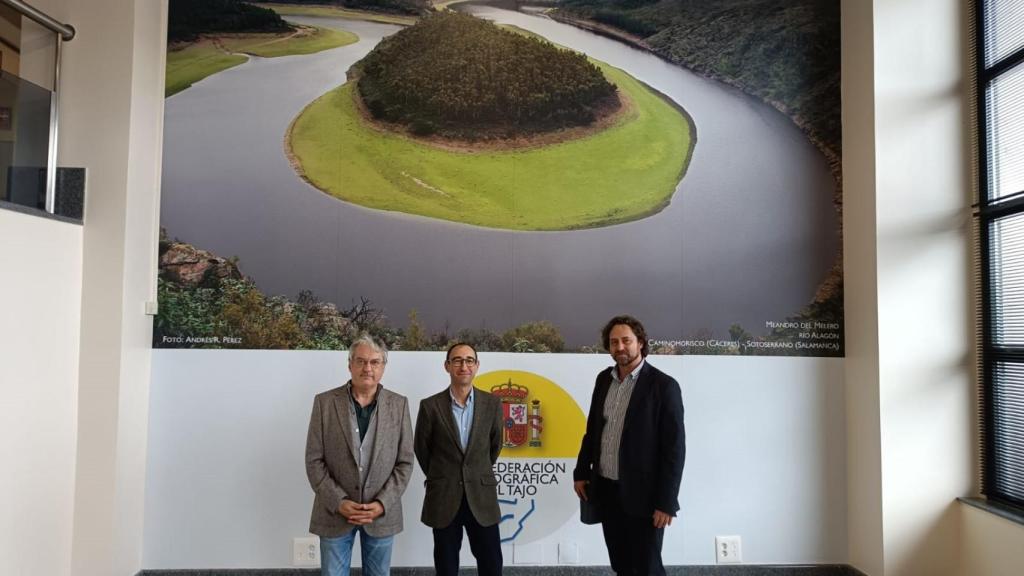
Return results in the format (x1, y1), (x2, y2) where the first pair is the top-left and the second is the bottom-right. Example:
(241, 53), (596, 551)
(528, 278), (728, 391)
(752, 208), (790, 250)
(348, 334), (388, 364)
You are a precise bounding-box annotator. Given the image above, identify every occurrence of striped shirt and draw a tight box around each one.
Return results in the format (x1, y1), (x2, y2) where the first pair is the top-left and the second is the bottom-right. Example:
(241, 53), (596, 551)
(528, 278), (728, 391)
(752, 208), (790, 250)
(599, 361), (643, 480)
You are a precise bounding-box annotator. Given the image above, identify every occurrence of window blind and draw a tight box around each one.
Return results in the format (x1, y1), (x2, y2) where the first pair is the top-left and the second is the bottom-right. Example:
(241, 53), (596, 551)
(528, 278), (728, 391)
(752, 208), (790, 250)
(978, 0), (1024, 510)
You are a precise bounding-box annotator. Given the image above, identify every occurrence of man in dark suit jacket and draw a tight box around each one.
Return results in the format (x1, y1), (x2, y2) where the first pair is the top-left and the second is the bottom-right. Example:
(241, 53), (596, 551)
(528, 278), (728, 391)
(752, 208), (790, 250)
(574, 315), (685, 576)
(415, 342), (504, 576)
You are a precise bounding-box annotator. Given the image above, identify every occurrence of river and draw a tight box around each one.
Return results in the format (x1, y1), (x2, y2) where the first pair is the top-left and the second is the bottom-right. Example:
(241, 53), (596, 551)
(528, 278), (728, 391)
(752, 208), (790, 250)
(159, 7), (839, 349)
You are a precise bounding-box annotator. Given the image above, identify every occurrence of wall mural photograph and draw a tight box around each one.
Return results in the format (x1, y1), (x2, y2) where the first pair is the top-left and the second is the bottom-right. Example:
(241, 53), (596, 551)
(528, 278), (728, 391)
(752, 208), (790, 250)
(155, 0), (842, 356)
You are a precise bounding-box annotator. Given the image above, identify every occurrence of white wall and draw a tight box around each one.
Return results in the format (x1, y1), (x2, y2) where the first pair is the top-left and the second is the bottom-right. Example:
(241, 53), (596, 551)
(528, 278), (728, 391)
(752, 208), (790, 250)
(959, 503), (1024, 576)
(0, 10), (81, 576)
(0, 210), (83, 576)
(1, 0), (167, 572)
(841, 0), (883, 572)
(143, 350), (846, 568)
(56, 1), (166, 575)
(843, 0), (974, 575)
(874, 0), (974, 572)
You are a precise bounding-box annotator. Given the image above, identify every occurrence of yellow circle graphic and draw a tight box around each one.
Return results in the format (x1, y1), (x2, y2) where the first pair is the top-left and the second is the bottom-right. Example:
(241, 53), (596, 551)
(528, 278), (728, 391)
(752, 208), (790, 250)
(474, 370), (586, 459)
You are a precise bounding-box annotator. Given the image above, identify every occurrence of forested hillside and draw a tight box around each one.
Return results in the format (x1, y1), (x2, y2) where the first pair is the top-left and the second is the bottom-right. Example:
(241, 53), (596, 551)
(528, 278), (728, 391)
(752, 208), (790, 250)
(255, 0), (426, 16)
(168, 0), (291, 42)
(355, 11), (619, 138)
(556, 0), (841, 158)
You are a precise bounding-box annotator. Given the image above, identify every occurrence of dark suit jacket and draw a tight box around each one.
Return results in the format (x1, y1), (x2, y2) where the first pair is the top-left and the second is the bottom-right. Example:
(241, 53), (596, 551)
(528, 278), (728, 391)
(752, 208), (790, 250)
(414, 387), (504, 529)
(573, 361), (686, 517)
(305, 383), (414, 538)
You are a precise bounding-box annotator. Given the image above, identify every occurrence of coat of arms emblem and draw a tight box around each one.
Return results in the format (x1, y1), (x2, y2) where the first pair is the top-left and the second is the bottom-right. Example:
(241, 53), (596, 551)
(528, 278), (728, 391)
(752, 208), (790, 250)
(491, 378), (544, 448)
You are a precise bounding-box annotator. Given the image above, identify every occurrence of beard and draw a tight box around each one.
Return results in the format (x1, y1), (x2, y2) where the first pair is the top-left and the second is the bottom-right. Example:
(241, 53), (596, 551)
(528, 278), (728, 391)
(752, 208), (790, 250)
(614, 350), (639, 367)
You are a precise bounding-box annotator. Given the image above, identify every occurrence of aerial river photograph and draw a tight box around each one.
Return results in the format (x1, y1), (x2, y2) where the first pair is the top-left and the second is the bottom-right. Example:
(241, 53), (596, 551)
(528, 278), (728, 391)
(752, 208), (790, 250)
(155, 0), (843, 356)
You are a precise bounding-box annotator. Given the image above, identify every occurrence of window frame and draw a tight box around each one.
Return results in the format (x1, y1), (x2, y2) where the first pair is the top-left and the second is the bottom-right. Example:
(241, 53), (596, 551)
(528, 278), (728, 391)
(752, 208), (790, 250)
(976, 0), (1024, 511)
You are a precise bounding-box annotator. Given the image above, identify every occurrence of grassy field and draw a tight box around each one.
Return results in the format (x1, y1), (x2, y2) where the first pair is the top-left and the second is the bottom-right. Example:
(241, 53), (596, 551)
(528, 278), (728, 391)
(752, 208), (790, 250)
(166, 42), (247, 97)
(263, 3), (417, 25)
(219, 26), (357, 58)
(166, 26), (357, 97)
(288, 61), (694, 231)
(431, 0), (472, 11)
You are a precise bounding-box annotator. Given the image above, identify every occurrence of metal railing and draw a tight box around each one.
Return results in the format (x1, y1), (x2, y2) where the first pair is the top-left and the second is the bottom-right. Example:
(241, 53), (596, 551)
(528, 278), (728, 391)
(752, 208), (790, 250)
(2, 0), (74, 40)
(0, 0), (75, 214)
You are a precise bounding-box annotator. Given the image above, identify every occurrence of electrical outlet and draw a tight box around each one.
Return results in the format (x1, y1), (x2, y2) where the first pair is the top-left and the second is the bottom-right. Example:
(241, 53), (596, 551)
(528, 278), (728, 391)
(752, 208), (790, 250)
(513, 541), (543, 564)
(558, 541), (580, 564)
(293, 536), (320, 567)
(715, 535), (742, 564)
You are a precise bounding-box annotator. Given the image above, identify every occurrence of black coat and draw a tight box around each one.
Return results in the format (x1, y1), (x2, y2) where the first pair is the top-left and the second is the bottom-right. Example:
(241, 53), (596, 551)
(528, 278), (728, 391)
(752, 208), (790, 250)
(573, 361), (686, 517)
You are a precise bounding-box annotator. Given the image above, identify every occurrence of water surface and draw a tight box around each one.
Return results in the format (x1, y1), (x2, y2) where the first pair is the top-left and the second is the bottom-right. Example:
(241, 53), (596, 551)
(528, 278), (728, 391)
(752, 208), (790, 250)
(160, 9), (838, 347)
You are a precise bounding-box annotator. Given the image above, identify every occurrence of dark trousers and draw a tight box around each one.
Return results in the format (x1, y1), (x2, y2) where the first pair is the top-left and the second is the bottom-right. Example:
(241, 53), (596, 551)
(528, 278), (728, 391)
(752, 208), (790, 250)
(432, 494), (503, 576)
(596, 476), (666, 576)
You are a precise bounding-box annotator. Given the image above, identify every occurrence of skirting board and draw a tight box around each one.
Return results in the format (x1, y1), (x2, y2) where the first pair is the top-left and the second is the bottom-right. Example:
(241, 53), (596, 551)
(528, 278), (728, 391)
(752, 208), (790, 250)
(139, 565), (866, 576)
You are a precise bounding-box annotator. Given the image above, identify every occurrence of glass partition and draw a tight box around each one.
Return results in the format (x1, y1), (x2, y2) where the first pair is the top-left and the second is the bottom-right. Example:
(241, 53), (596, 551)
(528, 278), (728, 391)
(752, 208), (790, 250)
(0, 5), (57, 211)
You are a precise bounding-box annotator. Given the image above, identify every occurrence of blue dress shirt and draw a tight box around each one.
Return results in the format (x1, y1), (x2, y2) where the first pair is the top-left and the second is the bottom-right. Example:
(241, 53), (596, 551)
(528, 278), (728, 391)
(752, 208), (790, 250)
(450, 386), (475, 451)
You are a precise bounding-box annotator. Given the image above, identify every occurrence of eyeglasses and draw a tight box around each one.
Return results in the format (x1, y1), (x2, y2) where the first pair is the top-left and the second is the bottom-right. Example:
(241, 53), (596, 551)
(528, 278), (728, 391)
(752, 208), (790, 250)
(352, 358), (385, 369)
(447, 357), (478, 367)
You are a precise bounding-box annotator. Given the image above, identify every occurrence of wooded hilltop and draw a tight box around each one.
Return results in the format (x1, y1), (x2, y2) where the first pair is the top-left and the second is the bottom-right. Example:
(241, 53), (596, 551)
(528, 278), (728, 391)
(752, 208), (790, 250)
(354, 11), (620, 139)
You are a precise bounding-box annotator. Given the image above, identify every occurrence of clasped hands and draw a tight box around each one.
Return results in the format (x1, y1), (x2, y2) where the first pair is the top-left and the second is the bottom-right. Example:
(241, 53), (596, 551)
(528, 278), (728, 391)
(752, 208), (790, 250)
(338, 499), (384, 525)
(573, 480), (674, 528)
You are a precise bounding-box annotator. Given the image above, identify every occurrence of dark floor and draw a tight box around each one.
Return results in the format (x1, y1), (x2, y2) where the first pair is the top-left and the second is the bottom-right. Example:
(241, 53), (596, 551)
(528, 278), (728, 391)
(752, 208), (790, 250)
(139, 564), (866, 576)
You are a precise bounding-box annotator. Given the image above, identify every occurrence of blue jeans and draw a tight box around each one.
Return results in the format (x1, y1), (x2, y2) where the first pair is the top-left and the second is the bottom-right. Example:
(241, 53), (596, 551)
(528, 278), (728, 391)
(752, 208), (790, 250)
(320, 527), (394, 576)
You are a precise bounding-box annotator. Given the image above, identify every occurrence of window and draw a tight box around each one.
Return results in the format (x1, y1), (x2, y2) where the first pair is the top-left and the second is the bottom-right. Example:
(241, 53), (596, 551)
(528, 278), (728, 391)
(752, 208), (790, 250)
(977, 0), (1024, 510)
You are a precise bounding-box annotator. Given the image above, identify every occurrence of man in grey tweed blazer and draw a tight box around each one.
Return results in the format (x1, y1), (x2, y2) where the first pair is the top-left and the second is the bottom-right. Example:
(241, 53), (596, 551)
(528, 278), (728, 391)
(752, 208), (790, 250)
(305, 335), (414, 576)
(415, 342), (504, 576)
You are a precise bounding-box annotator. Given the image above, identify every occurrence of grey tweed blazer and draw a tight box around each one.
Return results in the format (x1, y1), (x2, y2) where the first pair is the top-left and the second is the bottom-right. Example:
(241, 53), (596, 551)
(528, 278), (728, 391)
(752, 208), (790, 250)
(305, 382), (414, 538)
(414, 387), (503, 529)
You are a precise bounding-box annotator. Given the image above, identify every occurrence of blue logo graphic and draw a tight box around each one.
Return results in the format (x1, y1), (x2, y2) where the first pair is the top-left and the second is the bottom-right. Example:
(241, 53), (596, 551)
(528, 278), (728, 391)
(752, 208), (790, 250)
(497, 498), (537, 542)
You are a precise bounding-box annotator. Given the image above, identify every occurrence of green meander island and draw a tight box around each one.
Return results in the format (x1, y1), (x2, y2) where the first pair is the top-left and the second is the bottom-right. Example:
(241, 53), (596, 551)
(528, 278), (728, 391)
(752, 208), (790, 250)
(288, 12), (694, 231)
